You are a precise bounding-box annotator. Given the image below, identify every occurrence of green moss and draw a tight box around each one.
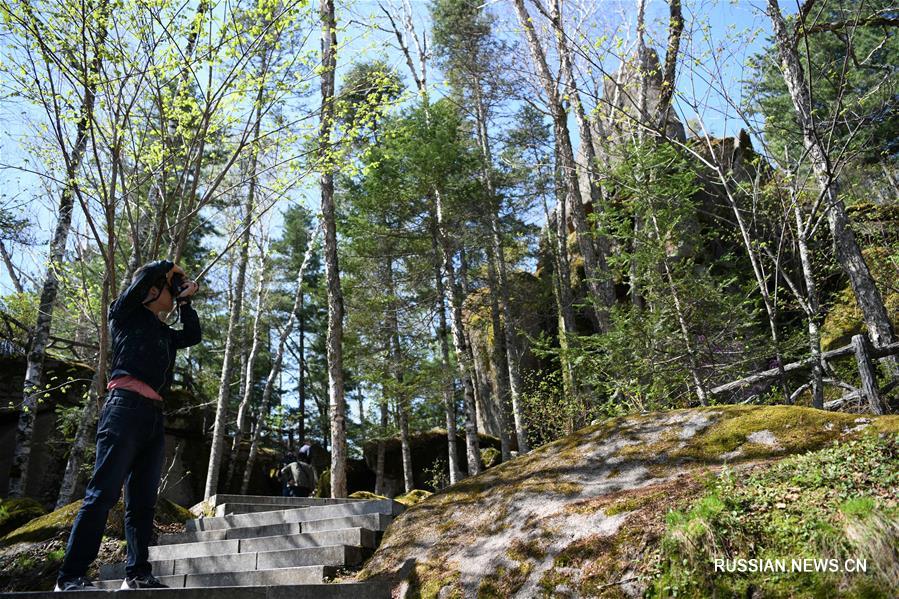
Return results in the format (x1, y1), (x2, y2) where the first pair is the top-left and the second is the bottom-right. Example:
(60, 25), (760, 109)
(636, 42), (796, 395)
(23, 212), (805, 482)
(395, 489), (432, 506)
(1, 497), (191, 546)
(314, 468), (331, 498)
(2, 500), (84, 545)
(675, 405), (860, 461)
(604, 491), (667, 516)
(348, 489), (431, 506)
(477, 562), (532, 599)
(821, 247), (898, 350)
(477, 540), (541, 599)
(0, 498), (46, 538)
(480, 447), (500, 469)
(406, 561), (463, 599)
(154, 498), (193, 525)
(349, 491), (387, 501)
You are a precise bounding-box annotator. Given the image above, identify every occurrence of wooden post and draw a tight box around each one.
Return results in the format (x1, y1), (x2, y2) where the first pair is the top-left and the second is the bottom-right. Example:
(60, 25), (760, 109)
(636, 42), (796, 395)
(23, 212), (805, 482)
(852, 334), (885, 415)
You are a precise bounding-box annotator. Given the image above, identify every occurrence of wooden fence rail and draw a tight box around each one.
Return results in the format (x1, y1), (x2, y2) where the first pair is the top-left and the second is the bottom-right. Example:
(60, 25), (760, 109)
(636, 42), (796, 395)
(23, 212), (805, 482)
(710, 335), (899, 415)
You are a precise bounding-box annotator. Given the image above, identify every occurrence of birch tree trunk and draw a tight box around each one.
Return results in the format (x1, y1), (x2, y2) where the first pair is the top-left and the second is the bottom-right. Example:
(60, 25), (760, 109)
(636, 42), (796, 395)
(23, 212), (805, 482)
(55, 274), (110, 507)
(384, 1), (478, 476)
(433, 206), (481, 476)
(297, 305), (306, 444)
(319, 0), (347, 498)
(433, 258), (462, 484)
(545, 132), (578, 399)
(8, 4), (108, 496)
(226, 250), (268, 490)
(396, 396), (413, 493)
(0, 241), (23, 293)
(240, 227), (319, 493)
(438, 298), (463, 484)
(794, 204), (825, 408)
(203, 125), (258, 499)
(766, 0), (897, 371)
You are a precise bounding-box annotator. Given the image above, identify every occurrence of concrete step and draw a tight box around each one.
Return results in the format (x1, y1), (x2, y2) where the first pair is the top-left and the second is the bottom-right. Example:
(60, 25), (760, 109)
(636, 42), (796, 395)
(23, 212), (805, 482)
(149, 528), (378, 560)
(94, 565), (336, 589)
(192, 495), (367, 516)
(186, 499), (402, 532)
(0, 582), (391, 599)
(215, 503), (341, 516)
(101, 545), (365, 580)
(159, 513), (394, 545)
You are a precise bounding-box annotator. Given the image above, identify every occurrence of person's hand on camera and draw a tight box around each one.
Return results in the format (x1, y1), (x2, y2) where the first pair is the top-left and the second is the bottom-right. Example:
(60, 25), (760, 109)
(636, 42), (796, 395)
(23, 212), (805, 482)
(177, 280), (199, 300)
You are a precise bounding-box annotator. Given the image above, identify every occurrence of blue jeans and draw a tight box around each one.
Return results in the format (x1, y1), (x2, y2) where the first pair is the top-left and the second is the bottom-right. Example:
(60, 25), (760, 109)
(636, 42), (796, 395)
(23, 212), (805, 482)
(57, 390), (166, 583)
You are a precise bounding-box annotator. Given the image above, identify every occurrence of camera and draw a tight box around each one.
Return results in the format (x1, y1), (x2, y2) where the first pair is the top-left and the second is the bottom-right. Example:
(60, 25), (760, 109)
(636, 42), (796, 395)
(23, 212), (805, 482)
(170, 272), (187, 297)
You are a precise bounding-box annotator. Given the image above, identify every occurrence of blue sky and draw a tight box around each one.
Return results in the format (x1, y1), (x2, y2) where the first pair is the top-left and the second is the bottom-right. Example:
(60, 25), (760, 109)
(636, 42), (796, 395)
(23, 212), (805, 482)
(0, 0), (776, 293)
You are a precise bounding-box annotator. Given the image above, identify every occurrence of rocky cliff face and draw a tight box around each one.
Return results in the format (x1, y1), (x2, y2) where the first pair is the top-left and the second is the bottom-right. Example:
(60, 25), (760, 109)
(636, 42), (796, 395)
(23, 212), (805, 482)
(356, 405), (899, 597)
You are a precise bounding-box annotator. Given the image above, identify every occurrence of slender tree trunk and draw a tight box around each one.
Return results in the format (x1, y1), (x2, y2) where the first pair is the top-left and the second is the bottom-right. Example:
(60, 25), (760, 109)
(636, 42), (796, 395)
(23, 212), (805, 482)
(794, 204), (825, 408)
(433, 258), (462, 485)
(433, 206), (481, 476)
(8, 7), (107, 495)
(483, 252), (512, 461)
(319, 0), (346, 498)
(204, 120), (258, 499)
(767, 0), (897, 374)
(650, 214), (707, 404)
(714, 174), (791, 402)
(298, 305), (306, 444)
(397, 400), (413, 493)
(471, 81), (528, 455)
(386, 5), (471, 479)
(374, 387), (389, 496)
(547, 141), (577, 399)
(241, 227), (319, 493)
(227, 252), (268, 490)
(0, 241), (23, 293)
(55, 274), (110, 507)
(384, 255), (413, 493)
(511, 0), (608, 330)
(548, 0), (614, 331)
(458, 249), (495, 440)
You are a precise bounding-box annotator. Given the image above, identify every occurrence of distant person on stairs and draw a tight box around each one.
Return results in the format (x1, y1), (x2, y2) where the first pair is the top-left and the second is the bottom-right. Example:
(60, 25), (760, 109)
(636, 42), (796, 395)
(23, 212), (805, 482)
(281, 452), (317, 498)
(54, 261), (201, 592)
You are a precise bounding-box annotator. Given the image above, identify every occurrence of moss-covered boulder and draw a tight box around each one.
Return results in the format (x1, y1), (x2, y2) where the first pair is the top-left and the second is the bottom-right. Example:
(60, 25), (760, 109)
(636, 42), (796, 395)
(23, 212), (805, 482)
(355, 405), (899, 598)
(0, 499), (46, 539)
(349, 489), (432, 507)
(1, 497), (192, 546)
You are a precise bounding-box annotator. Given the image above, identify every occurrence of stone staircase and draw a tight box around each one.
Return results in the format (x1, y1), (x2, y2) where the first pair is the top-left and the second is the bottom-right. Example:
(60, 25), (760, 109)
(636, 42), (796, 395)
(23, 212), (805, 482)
(1, 495), (402, 598)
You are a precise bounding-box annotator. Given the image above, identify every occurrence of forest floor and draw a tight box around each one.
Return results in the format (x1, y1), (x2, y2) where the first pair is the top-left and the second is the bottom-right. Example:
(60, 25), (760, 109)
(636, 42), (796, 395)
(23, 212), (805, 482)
(356, 405), (899, 598)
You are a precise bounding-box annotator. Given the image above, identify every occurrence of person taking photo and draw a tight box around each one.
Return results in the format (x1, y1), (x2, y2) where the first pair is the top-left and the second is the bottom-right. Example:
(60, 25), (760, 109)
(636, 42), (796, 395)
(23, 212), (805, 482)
(55, 261), (200, 592)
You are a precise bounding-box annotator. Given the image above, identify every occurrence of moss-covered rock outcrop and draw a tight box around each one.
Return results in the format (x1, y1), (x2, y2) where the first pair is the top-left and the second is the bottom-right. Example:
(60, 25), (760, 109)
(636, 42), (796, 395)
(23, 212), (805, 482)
(356, 405), (899, 598)
(0, 496), (193, 592)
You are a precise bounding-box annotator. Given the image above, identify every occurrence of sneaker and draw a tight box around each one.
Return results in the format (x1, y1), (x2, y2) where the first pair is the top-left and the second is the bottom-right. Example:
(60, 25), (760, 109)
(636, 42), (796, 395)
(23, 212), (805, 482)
(120, 574), (168, 589)
(54, 577), (99, 591)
